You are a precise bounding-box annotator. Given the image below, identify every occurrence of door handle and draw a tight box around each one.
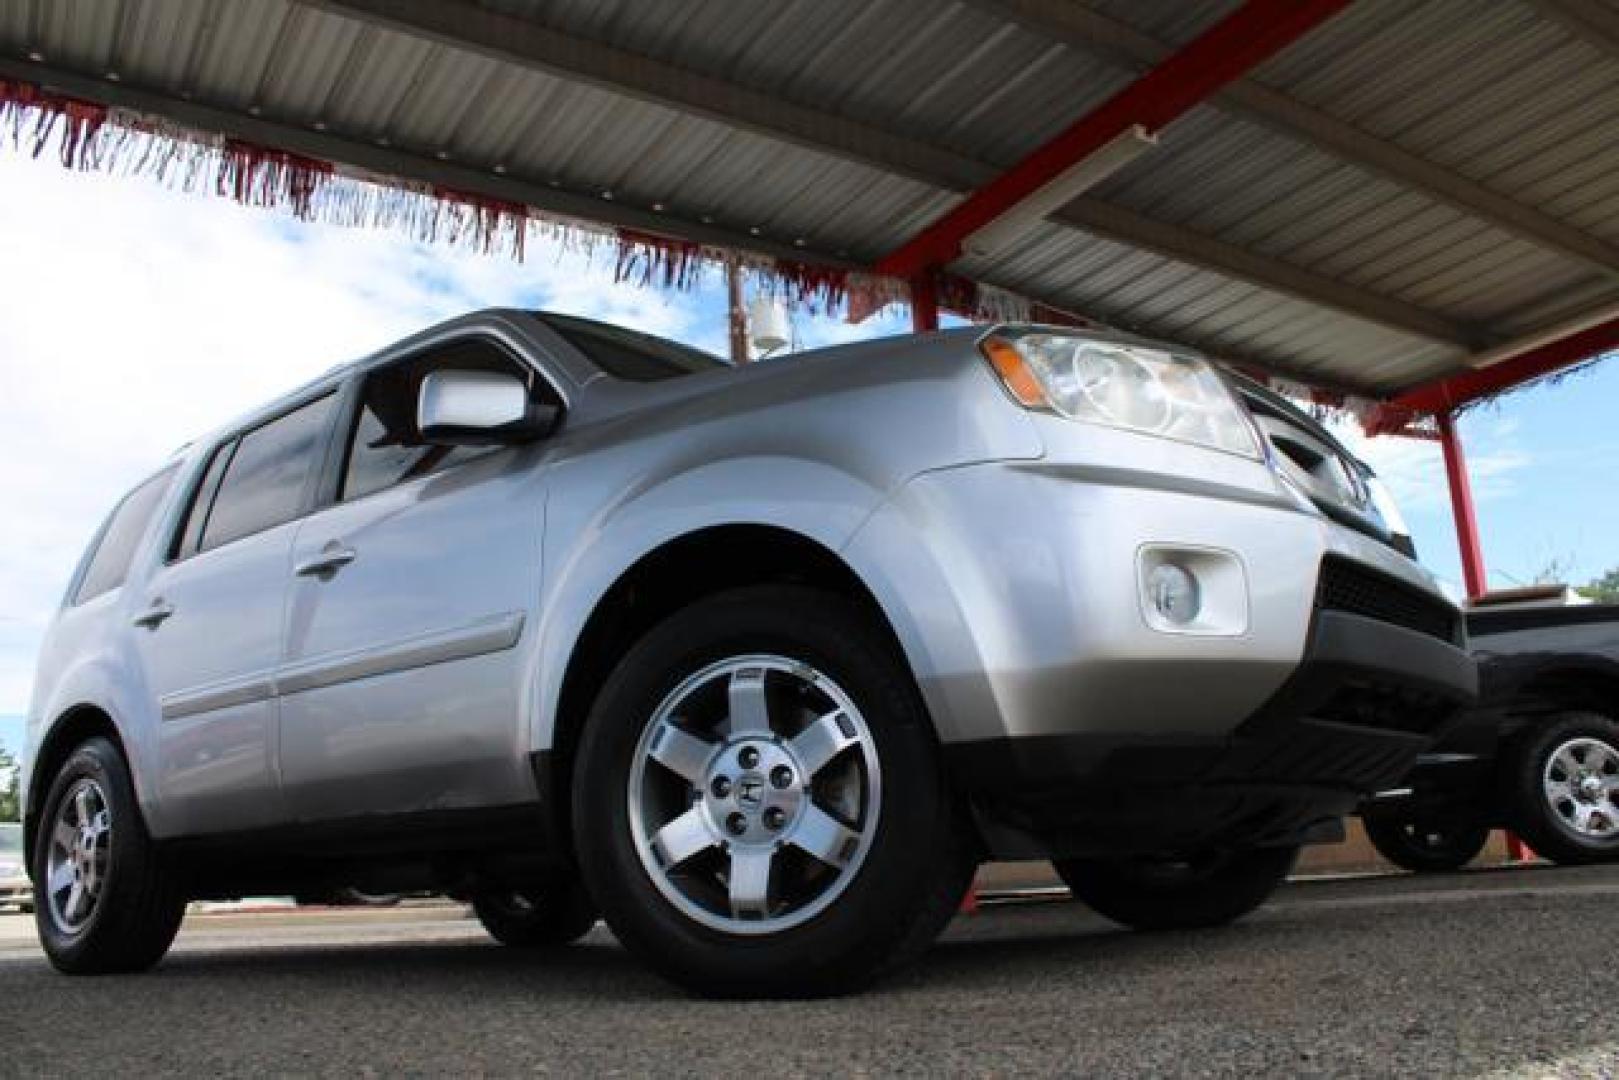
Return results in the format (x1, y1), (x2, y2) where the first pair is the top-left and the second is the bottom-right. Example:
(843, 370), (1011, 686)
(294, 544), (357, 578)
(132, 599), (175, 629)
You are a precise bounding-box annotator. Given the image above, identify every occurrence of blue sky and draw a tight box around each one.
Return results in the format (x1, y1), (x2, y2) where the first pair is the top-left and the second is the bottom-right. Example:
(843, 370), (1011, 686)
(0, 149), (1614, 733)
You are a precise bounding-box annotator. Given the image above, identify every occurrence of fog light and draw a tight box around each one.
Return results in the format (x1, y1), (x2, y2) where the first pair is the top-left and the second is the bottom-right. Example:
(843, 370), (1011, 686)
(1147, 563), (1200, 625)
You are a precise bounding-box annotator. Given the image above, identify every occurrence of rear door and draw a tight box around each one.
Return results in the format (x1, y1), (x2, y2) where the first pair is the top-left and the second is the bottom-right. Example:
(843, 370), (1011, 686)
(277, 337), (557, 822)
(135, 392), (338, 836)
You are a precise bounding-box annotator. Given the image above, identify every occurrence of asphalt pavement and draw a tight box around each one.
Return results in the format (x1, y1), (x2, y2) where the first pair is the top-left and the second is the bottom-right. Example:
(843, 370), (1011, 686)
(1, 865), (1616, 1077)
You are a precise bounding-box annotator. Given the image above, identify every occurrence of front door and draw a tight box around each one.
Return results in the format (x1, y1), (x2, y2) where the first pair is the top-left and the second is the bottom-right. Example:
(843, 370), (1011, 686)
(277, 338), (554, 822)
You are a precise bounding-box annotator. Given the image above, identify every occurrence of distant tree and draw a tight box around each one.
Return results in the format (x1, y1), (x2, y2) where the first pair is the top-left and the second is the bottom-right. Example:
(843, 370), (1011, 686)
(0, 744), (18, 822)
(1583, 567), (1619, 603)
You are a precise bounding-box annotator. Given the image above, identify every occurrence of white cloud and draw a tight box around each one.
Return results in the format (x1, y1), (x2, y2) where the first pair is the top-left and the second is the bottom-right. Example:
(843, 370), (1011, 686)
(0, 154), (703, 713)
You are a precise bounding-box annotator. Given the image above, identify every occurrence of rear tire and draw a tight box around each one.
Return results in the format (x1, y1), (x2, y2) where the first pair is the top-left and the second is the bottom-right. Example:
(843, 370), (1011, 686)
(1055, 846), (1298, 931)
(1506, 712), (1619, 865)
(1364, 814), (1490, 873)
(472, 881), (598, 947)
(572, 586), (975, 998)
(32, 737), (186, 973)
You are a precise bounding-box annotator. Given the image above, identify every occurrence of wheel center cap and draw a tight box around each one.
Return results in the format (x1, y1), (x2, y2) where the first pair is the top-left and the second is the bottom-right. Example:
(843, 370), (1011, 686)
(736, 774), (766, 810)
(1579, 775), (1604, 801)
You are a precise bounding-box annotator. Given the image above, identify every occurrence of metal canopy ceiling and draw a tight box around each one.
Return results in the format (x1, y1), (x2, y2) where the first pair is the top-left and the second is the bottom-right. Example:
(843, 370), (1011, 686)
(2, 0), (1617, 402)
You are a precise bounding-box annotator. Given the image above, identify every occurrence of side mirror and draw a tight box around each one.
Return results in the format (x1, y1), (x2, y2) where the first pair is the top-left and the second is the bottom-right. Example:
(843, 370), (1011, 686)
(417, 370), (560, 446)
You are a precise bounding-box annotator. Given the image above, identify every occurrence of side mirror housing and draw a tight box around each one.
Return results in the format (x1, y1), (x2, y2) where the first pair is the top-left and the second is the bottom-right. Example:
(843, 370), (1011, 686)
(417, 370), (560, 446)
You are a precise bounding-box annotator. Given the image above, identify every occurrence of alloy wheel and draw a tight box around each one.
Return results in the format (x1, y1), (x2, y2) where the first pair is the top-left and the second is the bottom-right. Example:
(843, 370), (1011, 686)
(627, 655), (880, 934)
(1543, 736), (1619, 839)
(45, 778), (112, 934)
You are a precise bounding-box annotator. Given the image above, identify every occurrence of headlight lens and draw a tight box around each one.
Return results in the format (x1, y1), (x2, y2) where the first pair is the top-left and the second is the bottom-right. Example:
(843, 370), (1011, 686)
(981, 331), (1260, 458)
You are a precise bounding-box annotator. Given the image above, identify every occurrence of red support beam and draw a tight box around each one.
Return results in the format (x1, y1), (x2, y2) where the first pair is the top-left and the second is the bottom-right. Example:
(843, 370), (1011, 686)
(911, 272), (940, 332)
(874, 0), (1351, 279)
(1387, 316), (1619, 417)
(1437, 411), (1488, 601)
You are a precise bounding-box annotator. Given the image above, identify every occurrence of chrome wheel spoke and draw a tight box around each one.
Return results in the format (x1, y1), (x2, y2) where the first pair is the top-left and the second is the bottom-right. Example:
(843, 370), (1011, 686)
(89, 808), (111, 839)
(650, 807), (717, 869)
(52, 819), (76, 855)
(726, 668), (771, 735)
(1546, 780), (1574, 804)
(65, 883), (86, 922)
(727, 848), (774, 919)
(791, 805), (860, 870)
(647, 721), (715, 784)
(792, 710), (858, 778)
(46, 859), (73, 896)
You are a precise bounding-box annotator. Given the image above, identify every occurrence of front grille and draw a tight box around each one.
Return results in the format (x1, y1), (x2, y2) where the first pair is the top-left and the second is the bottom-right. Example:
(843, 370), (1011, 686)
(1316, 557), (1461, 645)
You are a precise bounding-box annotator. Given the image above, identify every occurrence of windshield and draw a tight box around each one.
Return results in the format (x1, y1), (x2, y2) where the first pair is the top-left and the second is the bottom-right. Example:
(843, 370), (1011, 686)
(536, 313), (728, 382)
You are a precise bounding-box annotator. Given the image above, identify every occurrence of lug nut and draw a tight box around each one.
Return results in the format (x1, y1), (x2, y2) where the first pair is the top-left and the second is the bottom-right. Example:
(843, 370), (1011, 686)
(725, 813), (748, 836)
(738, 747), (760, 769)
(710, 776), (733, 798)
(770, 765), (794, 789)
(763, 807), (787, 830)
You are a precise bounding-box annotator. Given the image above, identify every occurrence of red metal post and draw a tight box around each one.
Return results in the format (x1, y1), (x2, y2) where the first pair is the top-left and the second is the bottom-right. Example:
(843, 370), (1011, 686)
(875, 0), (1350, 278)
(1437, 412), (1535, 862)
(1436, 411), (1487, 601)
(911, 272), (940, 333)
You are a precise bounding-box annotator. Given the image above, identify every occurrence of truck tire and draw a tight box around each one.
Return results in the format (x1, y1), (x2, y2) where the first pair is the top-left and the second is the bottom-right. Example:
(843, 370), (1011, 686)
(1054, 846), (1298, 931)
(1507, 711), (1619, 865)
(572, 586), (975, 998)
(33, 736), (187, 974)
(472, 882), (598, 947)
(1363, 814), (1490, 873)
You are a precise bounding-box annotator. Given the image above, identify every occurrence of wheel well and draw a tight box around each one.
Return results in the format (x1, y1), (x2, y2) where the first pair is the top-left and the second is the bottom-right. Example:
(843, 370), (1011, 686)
(24, 705), (125, 868)
(1513, 667), (1619, 721)
(547, 525), (913, 856)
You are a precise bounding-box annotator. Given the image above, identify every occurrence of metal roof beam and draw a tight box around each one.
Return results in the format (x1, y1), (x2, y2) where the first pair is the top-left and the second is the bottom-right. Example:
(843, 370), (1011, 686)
(873, 0), (1351, 278)
(0, 57), (858, 273)
(1385, 314), (1619, 415)
(965, 0), (1619, 277)
(1525, 0), (1619, 59)
(299, 0), (1475, 350)
(1055, 198), (1480, 347)
(299, 0), (994, 191)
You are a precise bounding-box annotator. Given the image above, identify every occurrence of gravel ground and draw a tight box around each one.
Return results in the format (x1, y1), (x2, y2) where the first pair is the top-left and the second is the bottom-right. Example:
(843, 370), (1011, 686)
(1, 865), (1616, 1077)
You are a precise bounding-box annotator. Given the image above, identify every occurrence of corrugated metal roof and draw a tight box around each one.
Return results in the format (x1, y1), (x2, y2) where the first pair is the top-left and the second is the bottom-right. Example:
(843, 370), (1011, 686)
(2, 0), (1616, 397)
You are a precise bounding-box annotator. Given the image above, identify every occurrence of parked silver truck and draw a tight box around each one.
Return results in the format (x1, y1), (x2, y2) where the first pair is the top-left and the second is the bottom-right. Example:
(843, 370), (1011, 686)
(22, 311), (1474, 995)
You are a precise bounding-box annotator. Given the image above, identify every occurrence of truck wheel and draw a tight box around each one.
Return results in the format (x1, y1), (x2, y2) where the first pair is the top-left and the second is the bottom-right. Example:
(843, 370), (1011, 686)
(471, 882), (597, 947)
(1363, 814), (1490, 873)
(32, 736), (186, 973)
(1054, 846), (1298, 931)
(1508, 712), (1619, 865)
(572, 586), (975, 998)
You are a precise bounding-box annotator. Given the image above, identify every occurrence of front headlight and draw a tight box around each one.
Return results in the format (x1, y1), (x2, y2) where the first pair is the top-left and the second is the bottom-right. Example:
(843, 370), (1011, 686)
(980, 331), (1261, 458)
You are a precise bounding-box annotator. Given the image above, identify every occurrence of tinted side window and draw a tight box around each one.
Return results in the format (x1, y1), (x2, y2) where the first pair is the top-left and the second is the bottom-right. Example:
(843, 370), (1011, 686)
(169, 440), (236, 561)
(342, 340), (549, 502)
(201, 394), (336, 551)
(75, 467), (178, 604)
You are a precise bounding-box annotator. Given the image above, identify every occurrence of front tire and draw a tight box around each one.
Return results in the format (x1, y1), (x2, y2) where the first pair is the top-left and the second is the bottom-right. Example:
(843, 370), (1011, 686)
(1506, 712), (1619, 865)
(472, 881), (597, 947)
(32, 737), (186, 973)
(572, 586), (975, 998)
(1055, 846), (1298, 931)
(1363, 814), (1491, 873)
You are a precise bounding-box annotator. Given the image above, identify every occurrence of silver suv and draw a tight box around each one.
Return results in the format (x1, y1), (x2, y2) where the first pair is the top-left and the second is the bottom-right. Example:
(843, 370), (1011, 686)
(23, 311), (1475, 995)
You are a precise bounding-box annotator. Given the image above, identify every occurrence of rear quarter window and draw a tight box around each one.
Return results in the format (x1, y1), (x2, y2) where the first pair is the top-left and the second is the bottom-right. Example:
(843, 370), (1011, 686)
(73, 466), (178, 604)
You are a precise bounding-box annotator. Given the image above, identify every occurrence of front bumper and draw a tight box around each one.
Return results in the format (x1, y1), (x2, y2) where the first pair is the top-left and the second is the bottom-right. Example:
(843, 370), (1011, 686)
(948, 606), (1477, 860)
